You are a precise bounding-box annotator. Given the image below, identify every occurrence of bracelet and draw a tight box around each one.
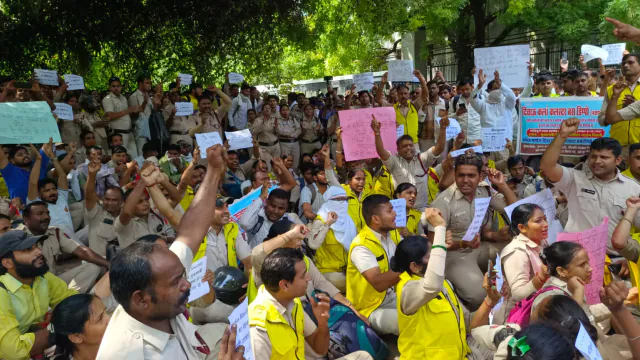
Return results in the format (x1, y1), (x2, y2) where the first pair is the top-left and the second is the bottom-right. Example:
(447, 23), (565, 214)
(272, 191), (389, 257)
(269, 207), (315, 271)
(431, 245), (447, 252)
(336, 150), (343, 154)
(535, 272), (547, 283)
(628, 335), (640, 341)
(621, 218), (633, 226)
(483, 298), (495, 309)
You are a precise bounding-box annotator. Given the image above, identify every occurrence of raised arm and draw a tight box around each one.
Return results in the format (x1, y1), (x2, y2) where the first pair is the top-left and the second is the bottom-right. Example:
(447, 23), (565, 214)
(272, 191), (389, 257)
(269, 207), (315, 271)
(42, 141), (68, 191)
(605, 80), (628, 126)
(84, 160), (101, 211)
(540, 118), (579, 183)
(174, 145), (224, 256)
(343, 84), (356, 110)
(119, 179), (147, 226)
(335, 128), (345, 169)
(371, 115), (391, 161)
(147, 179), (184, 228)
(375, 73), (388, 106)
(27, 145), (43, 202)
(612, 198), (640, 251)
(413, 70), (429, 109)
(272, 157), (296, 192)
(214, 86), (233, 118)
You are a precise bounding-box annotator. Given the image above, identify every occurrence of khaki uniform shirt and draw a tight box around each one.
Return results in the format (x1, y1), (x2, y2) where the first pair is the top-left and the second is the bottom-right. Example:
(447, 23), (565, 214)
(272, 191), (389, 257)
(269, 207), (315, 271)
(60, 117), (84, 145)
(128, 89), (153, 119)
(18, 225), (79, 276)
(249, 286), (318, 360)
(553, 166), (640, 253)
(299, 116), (322, 142)
(114, 213), (166, 249)
(382, 148), (437, 210)
(428, 182), (507, 242)
(85, 204), (118, 257)
(276, 116), (301, 140)
(251, 115), (279, 144)
(200, 112), (223, 138)
(290, 103), (303, 121)
(102, 92), (132, 130)
(96, 242), (213, 360)
(78, 112), (108, 145)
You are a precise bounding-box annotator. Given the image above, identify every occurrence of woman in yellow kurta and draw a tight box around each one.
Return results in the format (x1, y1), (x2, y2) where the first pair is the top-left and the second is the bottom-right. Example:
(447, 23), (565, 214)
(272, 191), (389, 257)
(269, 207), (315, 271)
(391, 183), (423, 244)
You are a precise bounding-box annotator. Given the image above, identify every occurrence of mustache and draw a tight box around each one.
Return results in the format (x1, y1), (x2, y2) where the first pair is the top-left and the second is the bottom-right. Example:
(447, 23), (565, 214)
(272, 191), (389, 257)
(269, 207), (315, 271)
(179, 289), (190, 305)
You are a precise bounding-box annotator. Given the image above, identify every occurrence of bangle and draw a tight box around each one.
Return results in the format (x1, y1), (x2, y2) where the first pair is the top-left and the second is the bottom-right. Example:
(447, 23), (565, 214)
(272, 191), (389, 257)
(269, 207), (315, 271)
(483, 298), (495, 309)
(431, 245), (447, 252)
(336, 150), (342, 154)
(627, 335), (640, 341)
(536, 272), (547, 283)
(621, 218), (633, 226)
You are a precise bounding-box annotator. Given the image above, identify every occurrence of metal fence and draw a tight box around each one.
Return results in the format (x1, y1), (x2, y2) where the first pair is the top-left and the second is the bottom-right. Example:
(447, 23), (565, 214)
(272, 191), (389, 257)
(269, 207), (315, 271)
(425, 29), (604, 82)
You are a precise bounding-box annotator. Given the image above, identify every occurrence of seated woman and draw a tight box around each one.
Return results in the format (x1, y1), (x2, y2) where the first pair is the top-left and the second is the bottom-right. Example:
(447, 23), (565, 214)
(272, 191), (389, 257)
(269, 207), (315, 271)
(494, 203), (549, 324)
(393, 208), (498, 359)
(390, 183), (423, 244)
(308, 186), (356, 293)
(50, 293), (110, 360)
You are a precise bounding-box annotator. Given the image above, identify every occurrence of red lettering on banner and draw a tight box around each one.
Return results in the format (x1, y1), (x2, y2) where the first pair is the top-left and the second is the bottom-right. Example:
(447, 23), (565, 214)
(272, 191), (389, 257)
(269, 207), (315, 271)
(577, 106), (589, 116)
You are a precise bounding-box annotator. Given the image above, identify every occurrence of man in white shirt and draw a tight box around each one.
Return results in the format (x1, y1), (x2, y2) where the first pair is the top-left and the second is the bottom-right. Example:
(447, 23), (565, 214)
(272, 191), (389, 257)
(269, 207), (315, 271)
(97, 144), (237, 359)
(299, 165), (329, 223)
(230, 84), (252, 131)
(450, 78), (484, 143)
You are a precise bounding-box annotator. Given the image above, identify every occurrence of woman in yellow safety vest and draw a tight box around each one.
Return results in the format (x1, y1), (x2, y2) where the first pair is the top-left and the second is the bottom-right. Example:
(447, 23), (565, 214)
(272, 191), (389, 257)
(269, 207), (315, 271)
(393, 209), (474, 359)
(390, 183), (423, 244)
(310, 186), (357, 292)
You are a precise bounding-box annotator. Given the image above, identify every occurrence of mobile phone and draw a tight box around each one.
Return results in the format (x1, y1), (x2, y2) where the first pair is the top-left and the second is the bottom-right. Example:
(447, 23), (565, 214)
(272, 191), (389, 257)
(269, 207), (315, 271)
(459, 103), (466, 110)
(561, 51), (568, 62)
(608, 263), (622, 275)
(14, 82), (32, 89)
(488, 260), (497, 285)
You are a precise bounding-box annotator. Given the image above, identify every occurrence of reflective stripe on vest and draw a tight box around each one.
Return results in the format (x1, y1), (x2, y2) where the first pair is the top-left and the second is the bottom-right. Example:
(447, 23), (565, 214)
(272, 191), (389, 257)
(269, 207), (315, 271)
(607, 84), (640, 146)
(346, 226), (390, 317)
(248, 286), (305, 359)
(397, 272), (470, 359)
(193, 223), (239, 268)
(314, 215), (348, 273)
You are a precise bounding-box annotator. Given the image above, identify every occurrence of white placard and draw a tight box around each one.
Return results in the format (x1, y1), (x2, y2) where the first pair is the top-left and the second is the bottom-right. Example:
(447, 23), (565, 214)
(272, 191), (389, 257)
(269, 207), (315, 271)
(225, 129), (254, 151)
(602, 43), (626, 65)
(34, 69), (58, 86)
(396, 124), (405, 139)
(450, 145), (483, 158)
(178, 73), (193, 86)
(188, 256), (210, 303)
(575, 322), (603, 360)
(504, 189), (556, 227)
(388, 60), (414, 83)
(391, 199), (407, 228)
(63, 74), (84, 90)
(229, 298), (254, 360)
(462, 197), (491, 241)
(195, 132), (223, 158)
(229, 72), (245, 84)
(353, 72), (374, 91)
(474, 45), (530, 88)
(175, 102), (194, 116)
(481, 128), (507, 152)
(581, 44), (609, 63)
(489, 253), (505, 324)
(52, 103), (74, 121)
(439, 117), (462, 141)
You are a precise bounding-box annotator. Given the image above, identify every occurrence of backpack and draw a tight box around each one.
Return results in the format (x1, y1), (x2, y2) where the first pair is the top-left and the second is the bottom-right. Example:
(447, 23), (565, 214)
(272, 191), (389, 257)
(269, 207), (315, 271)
(303, 291), (389, 360)
(148, 110), (170, 154)
(506, 286), (566, 327)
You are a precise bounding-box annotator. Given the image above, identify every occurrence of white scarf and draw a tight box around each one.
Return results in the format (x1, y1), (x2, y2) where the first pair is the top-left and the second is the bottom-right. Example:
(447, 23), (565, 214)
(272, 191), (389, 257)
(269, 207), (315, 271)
(317, 186), (357, 251)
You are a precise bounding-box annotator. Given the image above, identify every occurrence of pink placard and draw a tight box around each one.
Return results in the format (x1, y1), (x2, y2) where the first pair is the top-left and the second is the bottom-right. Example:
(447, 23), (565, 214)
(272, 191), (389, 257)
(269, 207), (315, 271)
(339, 107), (398, 161)
(557, 217), (608, 305)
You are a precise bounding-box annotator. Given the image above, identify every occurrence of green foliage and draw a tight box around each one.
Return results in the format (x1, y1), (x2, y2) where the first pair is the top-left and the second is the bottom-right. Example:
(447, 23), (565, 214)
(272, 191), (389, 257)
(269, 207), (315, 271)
(600, 0), (640, 51)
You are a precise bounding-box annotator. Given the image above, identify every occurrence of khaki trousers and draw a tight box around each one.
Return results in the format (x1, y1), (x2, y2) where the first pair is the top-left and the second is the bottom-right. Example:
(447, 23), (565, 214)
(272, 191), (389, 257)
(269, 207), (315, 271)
(322, 272), (346, 294)
(445, 247), (486, 311)
(300, 141), (322, 158)
(58, 262), (101, 293)
(280, 141), (301, 171)
(118, 132), (138, 158)
(369, 301), (399, 336)
(259, 144), (281, 171)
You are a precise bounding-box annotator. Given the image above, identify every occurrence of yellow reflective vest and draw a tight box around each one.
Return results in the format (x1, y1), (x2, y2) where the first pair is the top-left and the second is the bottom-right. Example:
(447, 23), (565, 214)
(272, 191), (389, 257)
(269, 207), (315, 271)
(248, 286), (306, 360)
(314, 215), (348, 274)
(346, 226), (392, 317)
(248, 256), (310, 304)
(373, 166), (394, 199)
(391, 208), (422, 245)
(193, 223), (240, 268)
(397, 273), (470, 359)
(607, 85), (640, 146)
(394, 102), (420, 143)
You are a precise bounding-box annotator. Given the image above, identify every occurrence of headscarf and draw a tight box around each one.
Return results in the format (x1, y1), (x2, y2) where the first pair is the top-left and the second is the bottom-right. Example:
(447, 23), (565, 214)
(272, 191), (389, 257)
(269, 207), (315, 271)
(317, 186), (357, 250)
